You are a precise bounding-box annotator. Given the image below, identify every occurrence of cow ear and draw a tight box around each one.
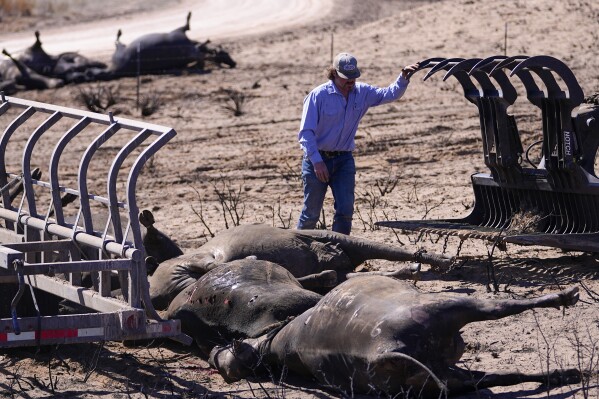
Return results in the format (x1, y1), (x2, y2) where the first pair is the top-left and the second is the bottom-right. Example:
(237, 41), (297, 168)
(139, 209), (155, 227)
(145, 256), (159, 275)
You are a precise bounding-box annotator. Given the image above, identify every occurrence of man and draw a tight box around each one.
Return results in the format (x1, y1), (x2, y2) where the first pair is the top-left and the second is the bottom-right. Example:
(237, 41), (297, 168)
(296, 52), (419, 235)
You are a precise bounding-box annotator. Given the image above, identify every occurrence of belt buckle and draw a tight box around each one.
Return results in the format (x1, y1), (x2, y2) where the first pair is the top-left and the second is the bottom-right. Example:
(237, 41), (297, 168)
(321, 150), (340, 159)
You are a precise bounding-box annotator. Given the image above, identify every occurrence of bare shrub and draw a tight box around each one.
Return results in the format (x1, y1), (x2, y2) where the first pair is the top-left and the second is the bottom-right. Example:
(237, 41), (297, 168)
(265, 197), (294, 229)
(140, 90), (163, 117)
(190, 177), (247, 237)
(221, 89), (247, 117)
(567, 319), (599, 398)
(506, 207), (549, 235)
(212, 177), (246, 229)
(277, 159), (302, 188)
(355, 167), (401, 232)
(75, 84), (120, 113)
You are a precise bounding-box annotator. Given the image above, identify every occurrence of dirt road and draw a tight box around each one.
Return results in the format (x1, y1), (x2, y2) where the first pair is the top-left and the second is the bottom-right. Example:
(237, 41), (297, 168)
(0, 0), (333, 59)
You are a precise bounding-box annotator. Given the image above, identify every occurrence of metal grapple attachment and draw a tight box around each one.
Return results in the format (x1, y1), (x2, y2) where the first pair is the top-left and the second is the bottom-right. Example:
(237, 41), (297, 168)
(378, 55), (599, 252)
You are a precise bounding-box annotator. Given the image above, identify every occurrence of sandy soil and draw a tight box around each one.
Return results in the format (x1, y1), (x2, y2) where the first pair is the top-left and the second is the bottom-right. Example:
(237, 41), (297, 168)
(1, 0), (599, 398)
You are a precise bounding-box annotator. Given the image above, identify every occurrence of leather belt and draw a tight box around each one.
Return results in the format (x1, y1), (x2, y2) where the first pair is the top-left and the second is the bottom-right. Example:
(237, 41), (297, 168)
(319, 150), (351, 159)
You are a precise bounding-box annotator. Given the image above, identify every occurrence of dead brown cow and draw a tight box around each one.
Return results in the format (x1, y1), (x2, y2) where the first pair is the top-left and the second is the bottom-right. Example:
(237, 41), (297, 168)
(149, 224), (450, 310)
(210, 276), (580, 397)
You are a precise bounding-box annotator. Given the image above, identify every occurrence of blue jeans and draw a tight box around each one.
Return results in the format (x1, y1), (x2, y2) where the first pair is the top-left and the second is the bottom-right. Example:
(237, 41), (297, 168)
(297, 152), (355, 234)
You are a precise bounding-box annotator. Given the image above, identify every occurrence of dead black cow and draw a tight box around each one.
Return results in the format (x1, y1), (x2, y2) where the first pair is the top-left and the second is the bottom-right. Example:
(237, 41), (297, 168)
(1, 49), (63, 93)
(163, 259), (322, 355)
(16, 31), (107, 84)
(210, 276), (581, 397)
(110, 12), (235, 77)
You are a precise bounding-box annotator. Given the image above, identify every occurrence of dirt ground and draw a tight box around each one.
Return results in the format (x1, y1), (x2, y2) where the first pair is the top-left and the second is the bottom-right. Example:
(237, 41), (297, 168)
(1, 0), (599, 397)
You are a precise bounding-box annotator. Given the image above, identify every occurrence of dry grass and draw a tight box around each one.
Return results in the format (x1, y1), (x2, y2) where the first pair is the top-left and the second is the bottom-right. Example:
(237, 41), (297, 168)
(0, 0), (70, 16)
(0, 0), (34, 16)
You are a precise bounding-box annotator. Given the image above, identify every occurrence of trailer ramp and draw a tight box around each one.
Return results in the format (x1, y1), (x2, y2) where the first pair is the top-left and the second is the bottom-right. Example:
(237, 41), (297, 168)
(0, 93), (190, 347)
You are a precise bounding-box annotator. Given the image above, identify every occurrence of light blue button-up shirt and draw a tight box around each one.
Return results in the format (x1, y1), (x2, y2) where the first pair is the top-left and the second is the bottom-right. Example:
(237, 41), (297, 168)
(298, 74), (410, 163)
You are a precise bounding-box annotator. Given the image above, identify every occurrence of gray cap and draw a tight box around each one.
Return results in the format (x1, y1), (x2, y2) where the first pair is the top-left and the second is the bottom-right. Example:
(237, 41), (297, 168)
(334, 52), (361, 80)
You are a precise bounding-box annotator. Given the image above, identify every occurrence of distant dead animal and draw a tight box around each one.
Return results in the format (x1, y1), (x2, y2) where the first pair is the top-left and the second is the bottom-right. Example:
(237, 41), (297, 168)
(148, 224), (451, 310)
(211, 276), (581, 397)
(198, 40), (237, 69)
(16, 31), (108, 84)
(1, 48), (63, 92)
(110, 11), (235, 78)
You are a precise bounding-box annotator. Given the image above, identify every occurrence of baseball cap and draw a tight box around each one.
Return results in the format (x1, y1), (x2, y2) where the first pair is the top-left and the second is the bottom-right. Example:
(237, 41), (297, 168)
(334, 52), (361, 80)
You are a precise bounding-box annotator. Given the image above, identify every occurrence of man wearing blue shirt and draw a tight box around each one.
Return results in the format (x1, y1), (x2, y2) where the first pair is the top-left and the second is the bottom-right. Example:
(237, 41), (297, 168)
(296, 52), (418, 235)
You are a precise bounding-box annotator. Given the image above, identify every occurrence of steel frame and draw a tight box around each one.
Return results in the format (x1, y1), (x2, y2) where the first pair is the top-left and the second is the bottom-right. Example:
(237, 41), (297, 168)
(0, 93), (190, 347)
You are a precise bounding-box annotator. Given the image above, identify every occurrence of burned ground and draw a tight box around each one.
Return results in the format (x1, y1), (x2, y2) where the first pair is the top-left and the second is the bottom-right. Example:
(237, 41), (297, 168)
(1, 0), (599, 398)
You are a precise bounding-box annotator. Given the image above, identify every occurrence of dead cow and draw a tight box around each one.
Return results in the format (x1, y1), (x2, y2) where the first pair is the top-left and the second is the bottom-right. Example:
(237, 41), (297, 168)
(111, 12), (235, 77)
(163, 258), (322, 355)
(1, 49), (63, 92)
(148, 224), (451, 310)
(210, 277), (580, 397)
(17, 31), (107, 84)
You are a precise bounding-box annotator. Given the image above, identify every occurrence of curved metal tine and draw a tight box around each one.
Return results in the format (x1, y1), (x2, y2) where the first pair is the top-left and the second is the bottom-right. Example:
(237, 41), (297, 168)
(445, 58), (499, 96)
(78, 123), (121, 235)
(22, 111), (63, 218)
(506, 57), (562, 100)
(471, 56), (518, 105)
(510, 55), (584, 105)
(422, 58), (464, 81)
(126, 127), (176, 317)
(0, 106), (36, 210)
(524, 66), (562, 98)
(446, 59), (499, 172)
(49, 117), (91, 225)
(422, 58), (484, 105)
(514, 56), (583, 174)
(490, 55), (529, 74)
(410, 57), (447, 78)
(492, 55), (545, 106)
(107, 129), (153, 244)
(473, 55), (508, 71)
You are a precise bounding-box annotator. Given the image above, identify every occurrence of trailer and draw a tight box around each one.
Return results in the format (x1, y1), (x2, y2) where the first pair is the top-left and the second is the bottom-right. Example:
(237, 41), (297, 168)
(0, 93), (191, 347)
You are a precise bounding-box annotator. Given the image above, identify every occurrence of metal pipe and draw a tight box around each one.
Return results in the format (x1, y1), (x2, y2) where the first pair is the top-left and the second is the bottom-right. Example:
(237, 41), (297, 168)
(0, 208), (140, 261)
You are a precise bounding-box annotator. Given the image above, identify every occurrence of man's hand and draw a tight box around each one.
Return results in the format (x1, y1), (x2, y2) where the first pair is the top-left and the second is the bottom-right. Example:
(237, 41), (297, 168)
(401, 63), (420, 80)
(314, 161), (329, 183)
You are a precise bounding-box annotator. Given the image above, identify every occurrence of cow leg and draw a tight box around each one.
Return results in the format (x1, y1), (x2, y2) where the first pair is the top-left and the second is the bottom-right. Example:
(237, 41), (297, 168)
(469, 285), (578, 320)
(297, 270), (337, 290)
(432, 286), (579, 331)
(209, 336), (269, 383)
(367, 348), (580, 397)
(346, 262), (420, 279)
(444, 366), (581, 395)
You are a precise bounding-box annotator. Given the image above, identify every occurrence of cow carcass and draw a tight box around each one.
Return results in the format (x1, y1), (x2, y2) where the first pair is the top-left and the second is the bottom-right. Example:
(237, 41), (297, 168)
(210, 276), (580, 397)
(163, 258), (322, 355)
(148, 223), (452, 310)
(110, 11), (235, 77)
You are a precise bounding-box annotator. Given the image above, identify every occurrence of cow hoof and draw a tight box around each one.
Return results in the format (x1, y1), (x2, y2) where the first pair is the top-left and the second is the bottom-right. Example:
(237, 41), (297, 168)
(543, 369), (581, 386)
(209, 341), (259, 383)
(558, 286), (580, 308)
